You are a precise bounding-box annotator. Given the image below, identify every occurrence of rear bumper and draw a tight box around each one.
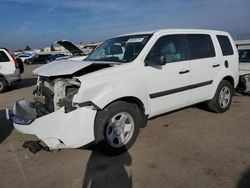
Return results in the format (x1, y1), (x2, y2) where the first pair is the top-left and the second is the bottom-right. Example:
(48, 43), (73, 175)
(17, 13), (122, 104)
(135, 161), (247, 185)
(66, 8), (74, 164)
(7, 100), (97, 149)
(5, 69), (21, 84)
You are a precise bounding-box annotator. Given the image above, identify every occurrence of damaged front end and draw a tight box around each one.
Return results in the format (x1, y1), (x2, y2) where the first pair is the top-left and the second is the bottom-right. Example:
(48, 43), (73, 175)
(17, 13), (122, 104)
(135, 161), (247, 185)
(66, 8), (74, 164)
(34, 77), (82, 114)
(7, 76), (97, 150)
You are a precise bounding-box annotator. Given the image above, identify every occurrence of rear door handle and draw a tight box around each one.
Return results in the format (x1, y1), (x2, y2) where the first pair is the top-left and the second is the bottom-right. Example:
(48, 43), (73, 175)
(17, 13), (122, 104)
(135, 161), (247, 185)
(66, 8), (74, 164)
(179, 70), (190, 74)
(212, 64), (220, 68)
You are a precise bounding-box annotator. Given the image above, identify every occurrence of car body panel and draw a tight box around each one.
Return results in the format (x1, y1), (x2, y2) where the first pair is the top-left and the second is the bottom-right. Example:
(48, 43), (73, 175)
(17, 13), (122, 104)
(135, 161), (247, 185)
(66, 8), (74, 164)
(73, 63), (151, 115)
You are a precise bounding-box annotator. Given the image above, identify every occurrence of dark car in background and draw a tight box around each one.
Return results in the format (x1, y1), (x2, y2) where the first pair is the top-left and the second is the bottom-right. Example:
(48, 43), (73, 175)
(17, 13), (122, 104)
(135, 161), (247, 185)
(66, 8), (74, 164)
(48, 53), (67, 61)
(24, 54), (51, 64)
(24, 53), (68, 64)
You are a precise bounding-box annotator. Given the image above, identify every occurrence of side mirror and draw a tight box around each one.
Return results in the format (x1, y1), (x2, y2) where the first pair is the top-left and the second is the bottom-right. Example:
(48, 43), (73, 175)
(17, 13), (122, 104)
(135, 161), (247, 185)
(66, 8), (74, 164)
(145, 54), (166, 66)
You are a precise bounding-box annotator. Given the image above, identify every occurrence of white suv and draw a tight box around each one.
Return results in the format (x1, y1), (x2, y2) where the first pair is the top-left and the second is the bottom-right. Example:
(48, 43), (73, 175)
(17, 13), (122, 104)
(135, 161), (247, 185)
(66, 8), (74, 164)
(0, 48), (23, 93)
(8, 29), (239, 154)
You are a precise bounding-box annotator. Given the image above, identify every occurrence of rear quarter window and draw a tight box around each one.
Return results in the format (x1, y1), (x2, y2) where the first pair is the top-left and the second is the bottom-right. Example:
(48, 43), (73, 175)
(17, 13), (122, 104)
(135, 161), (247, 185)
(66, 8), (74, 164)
(0, 51), (10, 62)
(186, 34), (215, 60)
(217, 35), (234, 56)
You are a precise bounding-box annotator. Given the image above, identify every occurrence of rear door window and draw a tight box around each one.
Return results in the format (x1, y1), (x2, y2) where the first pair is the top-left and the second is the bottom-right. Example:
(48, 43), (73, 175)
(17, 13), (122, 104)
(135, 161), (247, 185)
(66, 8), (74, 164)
(186, 34), (215, 60)
(217, 35), (234, 56)
(0, 51), (10, 62)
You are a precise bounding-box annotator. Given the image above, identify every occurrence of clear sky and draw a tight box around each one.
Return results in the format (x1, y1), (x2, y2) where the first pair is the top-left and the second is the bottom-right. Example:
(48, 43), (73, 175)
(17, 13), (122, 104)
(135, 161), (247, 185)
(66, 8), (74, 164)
(0, 0), (250, 50)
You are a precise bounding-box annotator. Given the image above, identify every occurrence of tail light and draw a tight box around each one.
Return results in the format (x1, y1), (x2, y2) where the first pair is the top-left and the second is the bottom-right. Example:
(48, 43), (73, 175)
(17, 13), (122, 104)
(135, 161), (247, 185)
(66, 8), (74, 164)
(7, 51), (19, 68)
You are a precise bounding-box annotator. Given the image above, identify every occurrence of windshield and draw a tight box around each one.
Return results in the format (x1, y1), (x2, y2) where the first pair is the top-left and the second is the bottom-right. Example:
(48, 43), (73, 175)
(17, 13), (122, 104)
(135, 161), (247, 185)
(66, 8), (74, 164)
(239, 49), (250, 62)
(86, 34), (152, 63)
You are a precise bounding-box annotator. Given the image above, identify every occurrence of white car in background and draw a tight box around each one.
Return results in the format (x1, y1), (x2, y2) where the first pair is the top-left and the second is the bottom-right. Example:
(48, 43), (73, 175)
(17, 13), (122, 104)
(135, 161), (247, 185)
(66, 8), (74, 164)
(8, 29), (239, 154)
(17, 54), (33, 62)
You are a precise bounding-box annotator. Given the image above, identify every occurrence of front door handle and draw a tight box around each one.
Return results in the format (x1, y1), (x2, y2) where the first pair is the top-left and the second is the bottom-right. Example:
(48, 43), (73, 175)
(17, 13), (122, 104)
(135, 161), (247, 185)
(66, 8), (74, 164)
(179, 70), (190, 74)
(212, 64), (220, 68)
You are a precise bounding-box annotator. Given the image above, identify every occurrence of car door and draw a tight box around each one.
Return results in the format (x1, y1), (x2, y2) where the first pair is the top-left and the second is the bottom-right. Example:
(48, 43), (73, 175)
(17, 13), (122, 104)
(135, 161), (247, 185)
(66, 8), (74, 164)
(144, 34), (191, 117)
(185, 34), (220, 103)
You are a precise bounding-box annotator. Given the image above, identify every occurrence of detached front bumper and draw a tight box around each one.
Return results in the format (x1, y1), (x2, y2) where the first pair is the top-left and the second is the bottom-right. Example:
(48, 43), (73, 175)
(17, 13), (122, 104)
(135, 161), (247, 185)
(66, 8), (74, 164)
(7, 100), (97, 149)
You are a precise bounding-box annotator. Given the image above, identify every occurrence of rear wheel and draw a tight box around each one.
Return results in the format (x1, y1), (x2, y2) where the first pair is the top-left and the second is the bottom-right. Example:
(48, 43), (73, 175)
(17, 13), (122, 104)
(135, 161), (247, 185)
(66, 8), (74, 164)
(208, 80), (233, 113)
(94, 101), (142, 155)
(0, 77), (8, 93)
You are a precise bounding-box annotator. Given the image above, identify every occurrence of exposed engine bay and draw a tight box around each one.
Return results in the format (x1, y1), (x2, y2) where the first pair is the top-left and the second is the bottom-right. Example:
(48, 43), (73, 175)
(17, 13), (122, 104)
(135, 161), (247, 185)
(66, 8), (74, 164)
(33, 77), (81, 116)
(30, 62), (114, 118)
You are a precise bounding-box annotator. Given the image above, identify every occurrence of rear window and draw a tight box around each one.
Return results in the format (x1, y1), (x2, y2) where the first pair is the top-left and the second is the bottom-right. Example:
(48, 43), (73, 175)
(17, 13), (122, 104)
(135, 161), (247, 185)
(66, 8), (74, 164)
(217, 35), (234, 56)
(186, 34), (215, 60)
(0, 51), (10, 62)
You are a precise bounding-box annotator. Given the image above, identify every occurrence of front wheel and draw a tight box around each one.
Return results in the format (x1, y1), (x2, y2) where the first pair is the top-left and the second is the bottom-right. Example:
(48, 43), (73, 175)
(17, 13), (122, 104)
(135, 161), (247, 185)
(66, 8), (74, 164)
(207, 80), (233, 113)
(94, 101), (142, 155)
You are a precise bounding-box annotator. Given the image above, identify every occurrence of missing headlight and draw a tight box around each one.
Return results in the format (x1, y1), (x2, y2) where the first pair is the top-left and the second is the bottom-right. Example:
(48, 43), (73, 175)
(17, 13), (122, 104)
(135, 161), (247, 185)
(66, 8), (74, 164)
(61, 85), (80, 113)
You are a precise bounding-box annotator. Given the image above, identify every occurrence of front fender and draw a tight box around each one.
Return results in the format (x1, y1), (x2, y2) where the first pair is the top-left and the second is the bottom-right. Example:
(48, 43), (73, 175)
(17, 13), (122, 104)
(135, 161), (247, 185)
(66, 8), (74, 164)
(73, 82), (150, 115)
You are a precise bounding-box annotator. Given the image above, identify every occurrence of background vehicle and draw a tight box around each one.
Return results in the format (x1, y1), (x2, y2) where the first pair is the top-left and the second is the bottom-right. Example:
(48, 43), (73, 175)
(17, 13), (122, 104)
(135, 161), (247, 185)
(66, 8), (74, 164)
(237, 49), (250, 93)
(56, 40), (88, 61)
(0, 48), (23, 92)
(82, 42), (102, 55)
(8, 29), (239, 154)
(24, 53), (51, 64)
(48, 53), (68, 61)
(17, 54), (33, 62)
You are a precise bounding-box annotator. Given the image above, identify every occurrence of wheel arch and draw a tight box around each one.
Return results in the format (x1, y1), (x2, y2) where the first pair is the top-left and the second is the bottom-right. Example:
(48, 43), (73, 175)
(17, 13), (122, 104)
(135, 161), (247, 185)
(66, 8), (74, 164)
(95, 96), (148, 130)
(109, 96), (146, 115)
(222, 75), (235, 87)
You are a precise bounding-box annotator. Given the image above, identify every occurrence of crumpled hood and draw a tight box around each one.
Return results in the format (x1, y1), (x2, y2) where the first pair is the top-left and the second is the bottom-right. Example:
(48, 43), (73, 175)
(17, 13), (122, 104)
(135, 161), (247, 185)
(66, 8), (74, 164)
(33, 60), (117, 77)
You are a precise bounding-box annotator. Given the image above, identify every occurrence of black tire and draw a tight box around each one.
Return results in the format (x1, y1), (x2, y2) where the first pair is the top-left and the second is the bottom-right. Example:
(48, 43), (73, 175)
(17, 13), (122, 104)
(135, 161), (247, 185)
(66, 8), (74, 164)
(0, 77), (8, 93)
(207, 80), (233, 113)
(94, 101), (143, 155)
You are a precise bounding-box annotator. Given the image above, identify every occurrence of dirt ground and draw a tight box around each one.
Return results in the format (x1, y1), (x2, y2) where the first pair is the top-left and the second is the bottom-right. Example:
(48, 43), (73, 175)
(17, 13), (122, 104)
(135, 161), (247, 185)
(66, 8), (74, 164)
(0, 64), (250, 188)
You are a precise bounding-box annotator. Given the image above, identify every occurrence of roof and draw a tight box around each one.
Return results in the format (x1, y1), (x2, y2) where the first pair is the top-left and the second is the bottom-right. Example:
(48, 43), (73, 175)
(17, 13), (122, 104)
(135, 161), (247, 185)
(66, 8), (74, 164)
(118, 28), (229, 37)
